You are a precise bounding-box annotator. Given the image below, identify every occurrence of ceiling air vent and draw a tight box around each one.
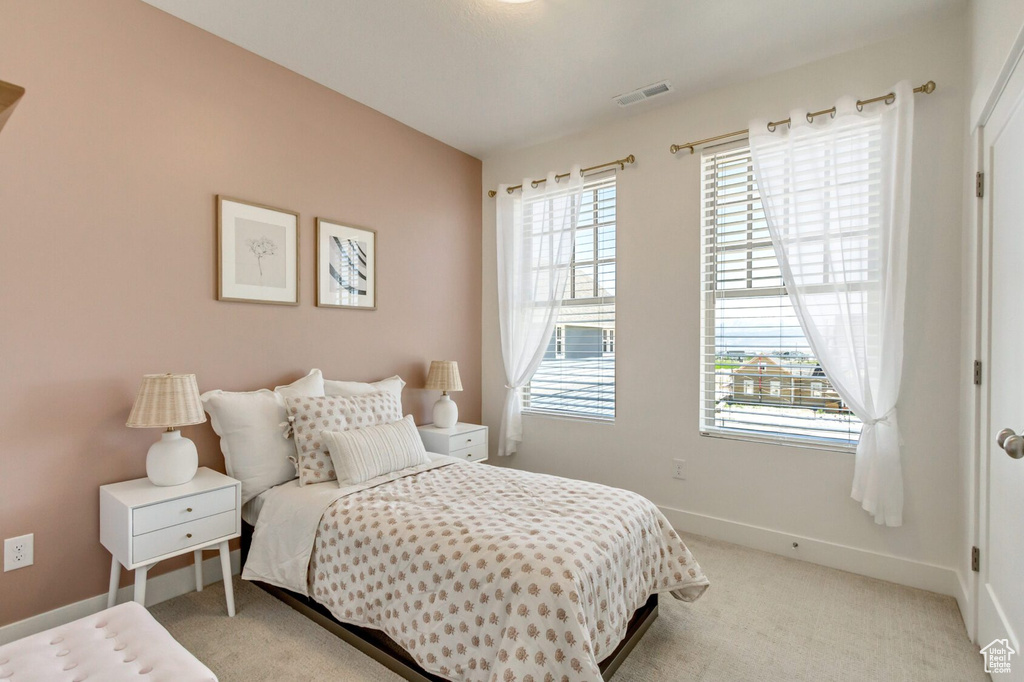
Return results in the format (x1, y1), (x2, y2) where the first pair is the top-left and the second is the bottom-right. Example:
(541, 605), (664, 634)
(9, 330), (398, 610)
(613, 80), (672, 107)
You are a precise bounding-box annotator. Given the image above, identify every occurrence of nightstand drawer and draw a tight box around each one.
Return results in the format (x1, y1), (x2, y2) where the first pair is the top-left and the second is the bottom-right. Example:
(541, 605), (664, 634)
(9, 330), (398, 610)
(133, 487), (236, 536)
(133, 510), (236, 564)
(451, 429), (486, 450)
(451, 443), (487, 462)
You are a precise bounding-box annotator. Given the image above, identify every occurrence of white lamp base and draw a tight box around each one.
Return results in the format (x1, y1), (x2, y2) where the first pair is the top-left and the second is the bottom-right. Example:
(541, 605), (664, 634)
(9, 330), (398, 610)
(432, 393), (459, 429)
(146, 429), (198, 486)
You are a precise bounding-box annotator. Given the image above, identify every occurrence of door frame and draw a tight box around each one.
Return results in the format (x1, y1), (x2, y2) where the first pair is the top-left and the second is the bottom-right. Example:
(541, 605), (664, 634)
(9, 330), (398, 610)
(968, 23), (1024, 645)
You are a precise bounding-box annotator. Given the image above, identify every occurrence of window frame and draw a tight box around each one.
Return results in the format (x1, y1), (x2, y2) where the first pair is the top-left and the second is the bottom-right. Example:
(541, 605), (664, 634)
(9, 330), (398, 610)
(699, 143), (859, 453)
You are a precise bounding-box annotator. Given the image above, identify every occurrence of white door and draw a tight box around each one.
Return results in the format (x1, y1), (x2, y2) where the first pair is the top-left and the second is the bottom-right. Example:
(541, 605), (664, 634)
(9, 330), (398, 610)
(978, 50), (1024, 681)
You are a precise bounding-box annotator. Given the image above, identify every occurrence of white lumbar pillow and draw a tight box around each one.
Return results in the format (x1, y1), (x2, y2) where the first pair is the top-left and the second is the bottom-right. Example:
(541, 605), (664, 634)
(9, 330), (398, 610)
(322, 414), (428, 486)
(201, 369), (324, 504)
(324, 375), (405, 408)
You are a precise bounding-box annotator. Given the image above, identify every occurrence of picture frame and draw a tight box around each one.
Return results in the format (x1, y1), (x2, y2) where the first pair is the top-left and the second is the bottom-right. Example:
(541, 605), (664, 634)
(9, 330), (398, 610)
(316, 218), (377, 310)
(217, 196), (299, 305)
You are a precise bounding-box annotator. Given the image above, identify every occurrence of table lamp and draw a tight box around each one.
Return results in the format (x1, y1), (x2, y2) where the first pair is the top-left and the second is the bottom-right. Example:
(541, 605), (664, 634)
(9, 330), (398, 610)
(126, 373), (206, 486)
(425, 361), (463, 428)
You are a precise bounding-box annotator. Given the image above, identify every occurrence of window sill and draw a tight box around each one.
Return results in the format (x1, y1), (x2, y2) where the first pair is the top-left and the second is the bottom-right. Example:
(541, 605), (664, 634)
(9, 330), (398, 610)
(523, 410), (615, 425)
(700, 428), (856, 454)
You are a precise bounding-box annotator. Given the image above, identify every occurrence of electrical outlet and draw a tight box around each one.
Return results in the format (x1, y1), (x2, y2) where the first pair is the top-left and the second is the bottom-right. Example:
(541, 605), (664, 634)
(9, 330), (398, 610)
(673, 459), (686, 480)
(4, 534), (33, 572)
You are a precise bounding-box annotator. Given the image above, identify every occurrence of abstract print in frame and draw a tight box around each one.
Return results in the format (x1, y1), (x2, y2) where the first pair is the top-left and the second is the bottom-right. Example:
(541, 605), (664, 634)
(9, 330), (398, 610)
(316, 218), (376, 309)
(217, 196), (299, 305)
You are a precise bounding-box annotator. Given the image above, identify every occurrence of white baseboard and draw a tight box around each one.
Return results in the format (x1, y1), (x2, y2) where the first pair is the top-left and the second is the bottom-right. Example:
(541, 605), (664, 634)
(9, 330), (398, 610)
(954, 569), (976, 642)
(0, 549), (241, 646)
(659, 505), (960, 597)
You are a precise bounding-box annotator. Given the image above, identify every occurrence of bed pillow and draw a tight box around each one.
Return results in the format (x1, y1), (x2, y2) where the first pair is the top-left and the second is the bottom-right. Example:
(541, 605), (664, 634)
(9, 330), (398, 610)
(201, 369), (324, 504)
(323, 415), (429, 486)
(285, 391), (403, 485)
(324, 375), (405, 406)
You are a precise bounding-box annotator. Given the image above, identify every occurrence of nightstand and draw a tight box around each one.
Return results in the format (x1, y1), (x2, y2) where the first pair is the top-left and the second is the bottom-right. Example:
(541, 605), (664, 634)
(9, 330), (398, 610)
(100, 467), (241, 615)
(417, 422), (488, 462)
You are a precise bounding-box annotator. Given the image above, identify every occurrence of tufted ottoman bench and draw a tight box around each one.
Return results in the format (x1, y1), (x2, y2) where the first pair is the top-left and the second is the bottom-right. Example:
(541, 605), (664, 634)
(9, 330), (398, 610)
(0, 602), (216, 681)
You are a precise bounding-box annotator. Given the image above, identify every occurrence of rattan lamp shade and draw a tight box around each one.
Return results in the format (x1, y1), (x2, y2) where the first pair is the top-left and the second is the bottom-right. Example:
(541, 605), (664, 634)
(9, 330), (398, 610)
(424, 361), (463, 393)
(126, 373), (206, 429)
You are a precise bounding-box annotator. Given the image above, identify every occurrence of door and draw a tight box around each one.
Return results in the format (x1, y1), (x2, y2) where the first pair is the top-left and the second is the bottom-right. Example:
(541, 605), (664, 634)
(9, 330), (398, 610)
(978, 49), (1024, 680)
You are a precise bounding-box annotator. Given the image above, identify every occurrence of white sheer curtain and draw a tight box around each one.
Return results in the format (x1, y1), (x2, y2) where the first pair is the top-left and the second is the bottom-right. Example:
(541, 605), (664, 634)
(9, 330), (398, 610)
(748, 81), (914, 526)
(496, 167), (583, 456)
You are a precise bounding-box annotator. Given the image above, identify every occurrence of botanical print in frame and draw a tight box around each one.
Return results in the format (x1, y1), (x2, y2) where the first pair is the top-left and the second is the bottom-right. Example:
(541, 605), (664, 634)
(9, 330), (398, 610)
(218, 196), (299, 305)
(316, 218), (377, 309)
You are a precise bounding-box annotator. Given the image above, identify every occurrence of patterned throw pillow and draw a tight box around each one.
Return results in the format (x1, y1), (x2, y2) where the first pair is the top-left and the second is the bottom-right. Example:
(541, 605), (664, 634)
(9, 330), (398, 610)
(322, 415), (429, 485)
(285, 391), (402, 485)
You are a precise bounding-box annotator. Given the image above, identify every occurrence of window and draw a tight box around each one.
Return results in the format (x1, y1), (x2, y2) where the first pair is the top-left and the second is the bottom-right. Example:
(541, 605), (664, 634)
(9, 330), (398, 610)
(523, 171), (616, 420)
(602, 329), (615, 354)
(811, 381), (824, 399)
(700, 145), (861, 448)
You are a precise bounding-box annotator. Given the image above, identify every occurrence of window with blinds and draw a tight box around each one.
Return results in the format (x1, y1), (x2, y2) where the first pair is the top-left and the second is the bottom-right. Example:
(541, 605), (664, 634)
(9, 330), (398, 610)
(524, 172), (616, 421)
(700, 146), (861, 449)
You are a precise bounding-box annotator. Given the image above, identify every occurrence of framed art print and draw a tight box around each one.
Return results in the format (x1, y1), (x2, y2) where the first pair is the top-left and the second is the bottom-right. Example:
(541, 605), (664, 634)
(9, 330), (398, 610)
(316, 218), (376, 309)
(217, 196), (299, 305)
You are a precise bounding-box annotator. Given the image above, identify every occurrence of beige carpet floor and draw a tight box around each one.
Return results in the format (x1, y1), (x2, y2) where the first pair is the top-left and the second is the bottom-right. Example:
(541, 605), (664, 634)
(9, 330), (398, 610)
(150, 534), (986, 681)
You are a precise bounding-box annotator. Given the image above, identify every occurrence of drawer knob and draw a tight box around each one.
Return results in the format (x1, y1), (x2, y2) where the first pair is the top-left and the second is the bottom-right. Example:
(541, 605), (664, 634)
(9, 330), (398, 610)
(186, 533), (193, 539)
(186, 507), (193, 513)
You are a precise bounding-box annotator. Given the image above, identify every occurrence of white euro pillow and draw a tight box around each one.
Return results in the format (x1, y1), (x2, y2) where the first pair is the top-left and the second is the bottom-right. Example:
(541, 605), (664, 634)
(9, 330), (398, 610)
(324, 375), (405, 406)
(322, 415), (429, 486)
(201, 369), (324, 504)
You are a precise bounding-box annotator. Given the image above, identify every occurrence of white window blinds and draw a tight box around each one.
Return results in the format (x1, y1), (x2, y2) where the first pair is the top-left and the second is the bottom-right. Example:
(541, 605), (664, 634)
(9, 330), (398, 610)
(524, 171), (616, 420)
(700, 145), (861, 448)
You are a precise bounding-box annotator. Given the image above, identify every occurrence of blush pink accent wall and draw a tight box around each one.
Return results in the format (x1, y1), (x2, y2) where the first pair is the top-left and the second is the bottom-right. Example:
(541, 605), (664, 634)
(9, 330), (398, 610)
(0, 0), (481, 626)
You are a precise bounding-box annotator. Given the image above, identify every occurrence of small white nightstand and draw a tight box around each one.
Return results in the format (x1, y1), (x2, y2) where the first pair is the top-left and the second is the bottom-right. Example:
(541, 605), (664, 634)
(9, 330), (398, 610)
(417, 422), (488, 462)
(100, 467), (241, 615)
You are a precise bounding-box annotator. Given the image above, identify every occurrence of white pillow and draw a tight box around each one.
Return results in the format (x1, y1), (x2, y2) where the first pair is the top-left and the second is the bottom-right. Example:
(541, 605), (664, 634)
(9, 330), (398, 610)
(201, 369), (324, 504)
(322, 415), (429, 486)
(324, 375), (405, 406)
(285, 391), (403, 485)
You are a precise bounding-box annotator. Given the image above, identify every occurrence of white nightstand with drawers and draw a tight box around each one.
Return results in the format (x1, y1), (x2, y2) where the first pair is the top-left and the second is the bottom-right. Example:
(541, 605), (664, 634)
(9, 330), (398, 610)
(100, 467), (241, 615)
(417, 422), (489, 463)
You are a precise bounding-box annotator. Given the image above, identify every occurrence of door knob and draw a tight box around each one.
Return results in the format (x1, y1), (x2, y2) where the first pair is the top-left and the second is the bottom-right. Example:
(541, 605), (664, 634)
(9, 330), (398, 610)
(997, 428), (1024, 459)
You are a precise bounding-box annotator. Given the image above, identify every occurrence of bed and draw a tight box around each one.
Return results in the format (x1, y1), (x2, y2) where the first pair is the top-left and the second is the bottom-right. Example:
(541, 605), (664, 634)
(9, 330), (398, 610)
(239, 454), (708, 682)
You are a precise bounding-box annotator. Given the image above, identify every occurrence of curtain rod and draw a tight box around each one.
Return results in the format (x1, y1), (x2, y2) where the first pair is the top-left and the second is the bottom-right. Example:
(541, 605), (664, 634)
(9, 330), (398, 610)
(487, 155), (635, 198)
(668, 80), (936, 155)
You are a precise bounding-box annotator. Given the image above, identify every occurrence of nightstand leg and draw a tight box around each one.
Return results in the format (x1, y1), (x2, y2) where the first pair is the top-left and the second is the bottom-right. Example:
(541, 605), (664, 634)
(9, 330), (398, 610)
(134, 564), (149, 606)
(107, 555), (120, 608)
(218, 541), (235, 617)
(194, 549), (204, 591)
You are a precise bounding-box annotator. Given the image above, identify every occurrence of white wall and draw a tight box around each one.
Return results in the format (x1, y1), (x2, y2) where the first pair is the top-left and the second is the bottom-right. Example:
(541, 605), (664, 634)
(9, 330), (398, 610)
(969, 0), (1024, 122)
(481, 15), (968, 593)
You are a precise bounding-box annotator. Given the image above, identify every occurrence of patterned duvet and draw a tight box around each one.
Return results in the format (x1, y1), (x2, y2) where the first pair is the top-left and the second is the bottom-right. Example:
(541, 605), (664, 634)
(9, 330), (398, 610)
(305, 462), (708, 682)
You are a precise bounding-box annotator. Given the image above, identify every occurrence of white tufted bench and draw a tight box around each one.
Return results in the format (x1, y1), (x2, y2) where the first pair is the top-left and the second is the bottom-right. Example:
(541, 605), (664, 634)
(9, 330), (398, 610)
(0, 602), (216, 681)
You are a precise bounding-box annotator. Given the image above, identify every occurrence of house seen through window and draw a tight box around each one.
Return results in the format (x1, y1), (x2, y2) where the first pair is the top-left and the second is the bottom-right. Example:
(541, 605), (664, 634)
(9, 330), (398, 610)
(699, 145), (862, 448)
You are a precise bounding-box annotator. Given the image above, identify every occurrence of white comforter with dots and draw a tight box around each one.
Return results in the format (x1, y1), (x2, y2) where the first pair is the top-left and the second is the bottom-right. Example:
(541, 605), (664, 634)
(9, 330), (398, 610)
(243, 454), (708, 682)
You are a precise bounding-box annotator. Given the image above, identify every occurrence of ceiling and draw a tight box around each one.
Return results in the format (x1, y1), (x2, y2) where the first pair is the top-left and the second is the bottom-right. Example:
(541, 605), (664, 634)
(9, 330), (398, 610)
(141, 0), (963, 158)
